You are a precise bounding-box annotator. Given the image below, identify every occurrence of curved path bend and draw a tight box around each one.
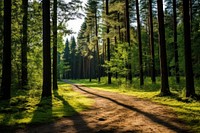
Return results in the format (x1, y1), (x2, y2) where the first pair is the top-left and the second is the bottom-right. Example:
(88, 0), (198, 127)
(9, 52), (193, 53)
(17, 84), (189, 133)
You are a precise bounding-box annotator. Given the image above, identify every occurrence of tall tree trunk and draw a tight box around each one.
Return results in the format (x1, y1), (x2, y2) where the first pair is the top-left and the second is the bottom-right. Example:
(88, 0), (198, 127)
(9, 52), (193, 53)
(57, 53), (61, 80)
(53, 0), (58, 90)
(183, 0), (195, 97)
(157, 0), (170, 96)
(0, 0), (3, 70)
(95, 10), (101, 83)
(1, 0), (11, 99)
(125, 0), (132, 83)
(118, 13), (121, 42)
(173, 0), (180, 84)
(89, 58), (92, 82)
(21, 0), (28, 90)
(149, 0), (156, 83)
(106, 0), (111, 84)
(189, 0), (192, 30)
(42, 0), (51, 97)
(136, 0), (144, 86)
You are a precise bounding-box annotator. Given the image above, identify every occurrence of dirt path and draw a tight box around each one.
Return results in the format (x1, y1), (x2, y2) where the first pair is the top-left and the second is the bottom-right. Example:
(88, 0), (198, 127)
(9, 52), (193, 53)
(17, 84), (189, 133)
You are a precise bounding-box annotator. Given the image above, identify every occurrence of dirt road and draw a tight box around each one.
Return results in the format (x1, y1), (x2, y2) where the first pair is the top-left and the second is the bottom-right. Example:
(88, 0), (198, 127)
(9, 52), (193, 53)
(17, 84), (189, 133)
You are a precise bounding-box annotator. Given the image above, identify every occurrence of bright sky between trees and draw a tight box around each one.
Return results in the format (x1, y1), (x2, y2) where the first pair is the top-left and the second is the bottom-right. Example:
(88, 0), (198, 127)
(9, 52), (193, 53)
(64, 0), (87, 40)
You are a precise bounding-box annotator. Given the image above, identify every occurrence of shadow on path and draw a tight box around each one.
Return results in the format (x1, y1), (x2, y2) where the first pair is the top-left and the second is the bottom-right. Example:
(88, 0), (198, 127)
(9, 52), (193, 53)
(53, 90), (93, 132)
(74, 84), (188, 133)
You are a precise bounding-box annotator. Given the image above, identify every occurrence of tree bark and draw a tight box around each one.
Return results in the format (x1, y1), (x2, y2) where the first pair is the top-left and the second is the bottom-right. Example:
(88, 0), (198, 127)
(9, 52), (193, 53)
(183, 0), (195, 97)
(106, 0), (111, 84)
(21, 0), (28, 90)
(95, 10), (101, 83)
(42, 0), (52, 97)
(1, 0), (11, 99)
(157, 0), (170, 96)
(53, 0), (58, 90)
(149, 0), (156, 83)
(173, 0), (180, 84)
(125, 0), (132, 83)
(136, 0), (144, 86)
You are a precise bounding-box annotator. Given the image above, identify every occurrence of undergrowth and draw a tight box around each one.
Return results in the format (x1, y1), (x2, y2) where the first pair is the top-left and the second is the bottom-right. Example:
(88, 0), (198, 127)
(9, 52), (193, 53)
(0, 82), (93, 128)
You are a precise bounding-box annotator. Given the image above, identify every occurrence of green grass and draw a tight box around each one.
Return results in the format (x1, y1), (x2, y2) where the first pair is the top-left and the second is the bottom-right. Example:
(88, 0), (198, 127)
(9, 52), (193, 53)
(70, 77), (200, 133)
(0, 82), (94, 127)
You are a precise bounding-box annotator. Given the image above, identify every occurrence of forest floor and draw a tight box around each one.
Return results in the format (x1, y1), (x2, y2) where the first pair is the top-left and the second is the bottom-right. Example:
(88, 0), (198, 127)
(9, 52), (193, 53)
(16, 83), (189, 133)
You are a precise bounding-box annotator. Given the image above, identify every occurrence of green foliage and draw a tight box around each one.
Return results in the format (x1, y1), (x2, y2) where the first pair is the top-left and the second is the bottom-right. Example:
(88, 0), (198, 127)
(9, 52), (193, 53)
(103, 42), (131, 79)
(0, 83), (93, 126)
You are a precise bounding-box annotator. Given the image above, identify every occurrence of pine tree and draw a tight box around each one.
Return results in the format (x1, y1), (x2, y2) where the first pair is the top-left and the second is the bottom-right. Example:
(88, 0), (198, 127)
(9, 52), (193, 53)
(42, 0), (52, 97)
(106, 0), (111, 84)
(1, 0), (12, 99)
(183, 0), (195, 97)
(157, 0), (171, 96)
(70, 36), (76, 79)
(125, 0), (132, 83)
(149, 0), (156, 83)
(63, 39), (70, 79)
(53, 0), (58, 90)
(21, 0), (28, 90)
(136, 0), (144, 86)
(173, 0), (180, 83)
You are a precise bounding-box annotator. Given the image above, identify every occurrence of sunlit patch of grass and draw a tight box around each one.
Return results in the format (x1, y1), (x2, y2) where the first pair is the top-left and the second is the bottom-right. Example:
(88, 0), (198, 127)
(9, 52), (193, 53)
(0, 82), (94, 127)
(70, 77), (200, 132)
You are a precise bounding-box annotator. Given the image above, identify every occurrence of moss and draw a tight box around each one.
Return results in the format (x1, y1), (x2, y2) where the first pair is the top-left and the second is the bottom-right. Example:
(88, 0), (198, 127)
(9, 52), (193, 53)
(0, 82), (94, 127)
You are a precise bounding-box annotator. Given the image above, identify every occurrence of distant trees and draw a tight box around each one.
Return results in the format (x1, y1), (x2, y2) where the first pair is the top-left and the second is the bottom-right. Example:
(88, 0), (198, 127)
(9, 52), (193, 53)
(63, 39), (70, 79)
(71, 0), (198, 97)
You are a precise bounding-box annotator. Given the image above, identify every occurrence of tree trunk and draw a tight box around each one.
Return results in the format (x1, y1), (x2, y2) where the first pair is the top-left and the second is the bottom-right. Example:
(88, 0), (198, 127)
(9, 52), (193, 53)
(21, 0), (28, 90)
(183, 0), (195, 97)
(95, 10), (101, 83)
(106, 0), (111, 84)
(53, 0), (58, 90)
(136, 0), (144, 86)
(42, 0), (51, 97)
(1, 0), (11, 99)
(173, 0), (180, 84)
(157, 0), (170, 96)
(125, 0), (132, 84)
(149, 0), (156, 83)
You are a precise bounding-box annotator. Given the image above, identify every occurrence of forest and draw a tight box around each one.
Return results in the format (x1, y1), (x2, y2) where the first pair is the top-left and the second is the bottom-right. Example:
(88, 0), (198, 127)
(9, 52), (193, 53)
(0, 0), (200, 132)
